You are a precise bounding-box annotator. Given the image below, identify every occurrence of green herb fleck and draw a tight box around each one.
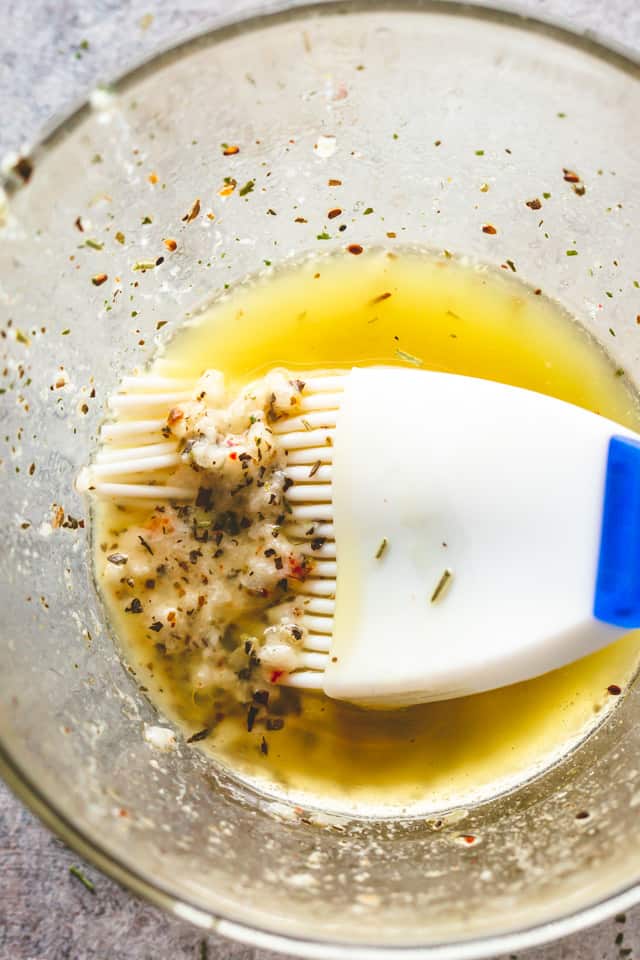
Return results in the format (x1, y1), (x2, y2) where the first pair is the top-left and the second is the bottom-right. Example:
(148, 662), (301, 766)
(141, 215), (153, 225)
(239, 179), (255, 197)
(609, 328), (616, 337)
(375, 537), (388, 560)
(92, 153), (102, 164)
(363, 207), (374, 215)
(132, 260), (157, 271)
(15, 330), (31, 346)
(431, 568), (453, 604)
(69, 865), (95, 894)
(566, 249), (578, 256)
(543, 192), (551, 199)
(317, 231), (331, 240)
(392, 133), (398, 140)
(395, 348), (423, 367)
(61, 329), (70, 336)
(605, 291), (613, 298)
(115, 231), (125, 244)
(84, 238), (104, 250)
(263, 259), (272, 266)
(475, 149), (485, 156)
(557, 111), (566, 118)
(615, 369), (625, 377)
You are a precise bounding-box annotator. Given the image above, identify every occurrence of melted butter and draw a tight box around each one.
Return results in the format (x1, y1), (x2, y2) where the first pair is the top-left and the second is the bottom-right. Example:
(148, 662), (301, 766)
(97, 249), (640, 816)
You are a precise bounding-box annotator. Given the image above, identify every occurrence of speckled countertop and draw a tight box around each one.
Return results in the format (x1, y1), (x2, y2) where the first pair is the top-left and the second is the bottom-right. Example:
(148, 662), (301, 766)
(2, 2), (640, 959)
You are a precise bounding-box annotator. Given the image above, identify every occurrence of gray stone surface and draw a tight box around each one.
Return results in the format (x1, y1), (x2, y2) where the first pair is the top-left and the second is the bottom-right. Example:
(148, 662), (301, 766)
(1, 1), (640, 958)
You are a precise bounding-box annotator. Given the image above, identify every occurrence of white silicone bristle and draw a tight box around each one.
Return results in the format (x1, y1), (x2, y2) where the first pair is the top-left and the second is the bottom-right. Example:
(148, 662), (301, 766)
(284, 465), (332, 483)
(283, 671), (325, 690)
(272, 410), (337, 434)
(90, 454), (183, 478)
(277, 372), (345, 690)
(119, 375), (194, 391)
(109, 392), (192, 412)
(85, 482), (193, 500)
(96, 441), (178, 463)
(101, 419), (166, 442)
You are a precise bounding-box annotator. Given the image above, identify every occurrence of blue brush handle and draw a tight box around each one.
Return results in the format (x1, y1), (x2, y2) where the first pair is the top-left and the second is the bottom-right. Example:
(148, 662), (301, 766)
(594, 435), (640, 628)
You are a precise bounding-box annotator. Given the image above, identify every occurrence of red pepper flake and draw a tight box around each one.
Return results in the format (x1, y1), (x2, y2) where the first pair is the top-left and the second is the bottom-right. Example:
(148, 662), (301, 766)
(167, 407), (184, 426)
(370, 291), (392, 304)
(148, 171), (158, 184)
(327, 208), (342, 219)
(534, 288), (542, 296)
(288, 556), (308, 580)
(386, 231), (397, 238)
(460, 835), (477, 845)
(573, 184), (586, 196)
(347, 243), (363, 255)
(608, 684), (622, 695)
(229, 451), (238, 460)
(74, 216), (84, 232)
(328, 178), (342, 186)
(182, 198), (201, 222)
(270, 669), (284, 684)
(563, 168), (580, 183)
(218, 178), (237, 197)
(526, 198), (542, 210)
(294, 216), (308, 223)
(52, 505), (65, 529)
(91, 273), (108, 286)
(222, 144), (240, 156)
(163, 238), (177, 252)
(575, 810), (590, 820)
(482, 224), (497, 235)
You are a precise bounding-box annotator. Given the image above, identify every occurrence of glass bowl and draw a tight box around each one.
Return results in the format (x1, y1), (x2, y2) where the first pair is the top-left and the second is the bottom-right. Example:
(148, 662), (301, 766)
(1, 2), (640, 957)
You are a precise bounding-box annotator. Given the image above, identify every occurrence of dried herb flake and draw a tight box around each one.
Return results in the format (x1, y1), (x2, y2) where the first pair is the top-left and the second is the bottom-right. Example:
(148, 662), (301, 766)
(375, 538), (388, 559)
(69, 866), (95, 894)
(431, 569), (453, 603)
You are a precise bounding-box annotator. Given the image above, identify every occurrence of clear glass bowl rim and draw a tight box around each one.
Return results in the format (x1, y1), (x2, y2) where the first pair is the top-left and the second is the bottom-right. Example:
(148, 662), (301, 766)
(2, 1), (640, 957)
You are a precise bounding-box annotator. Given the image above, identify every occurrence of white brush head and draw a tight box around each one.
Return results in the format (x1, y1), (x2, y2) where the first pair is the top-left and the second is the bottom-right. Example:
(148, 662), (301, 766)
(320, 367), (629, 706)
(79, 365), (633, 707)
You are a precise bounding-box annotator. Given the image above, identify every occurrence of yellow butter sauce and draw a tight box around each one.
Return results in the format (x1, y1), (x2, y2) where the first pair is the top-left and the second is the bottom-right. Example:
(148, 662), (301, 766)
(96, 249), (640, 815)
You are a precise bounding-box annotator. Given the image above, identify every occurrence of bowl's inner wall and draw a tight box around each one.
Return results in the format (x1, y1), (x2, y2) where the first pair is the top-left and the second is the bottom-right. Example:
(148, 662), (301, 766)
(2, 2), (640, 948)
